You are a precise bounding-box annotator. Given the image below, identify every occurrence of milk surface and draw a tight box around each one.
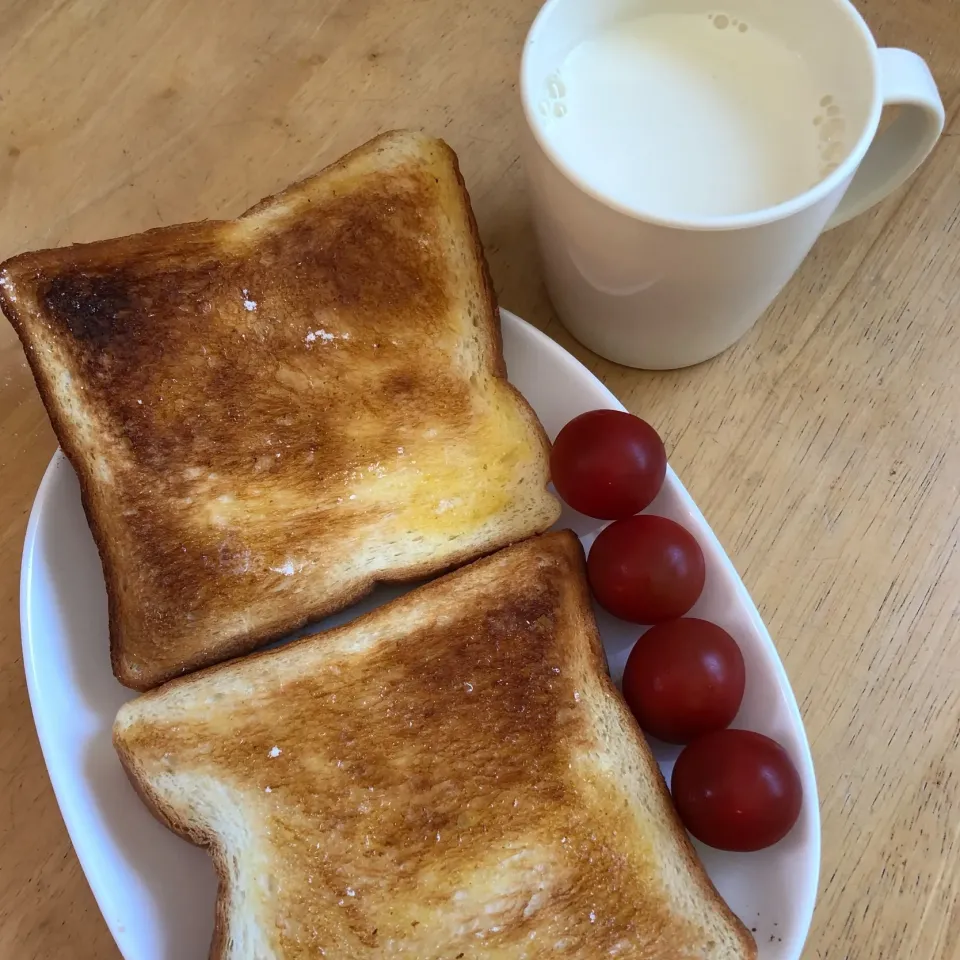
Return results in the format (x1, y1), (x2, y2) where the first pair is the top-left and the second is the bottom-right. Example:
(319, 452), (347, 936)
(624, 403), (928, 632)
(537, 12), (847, 218)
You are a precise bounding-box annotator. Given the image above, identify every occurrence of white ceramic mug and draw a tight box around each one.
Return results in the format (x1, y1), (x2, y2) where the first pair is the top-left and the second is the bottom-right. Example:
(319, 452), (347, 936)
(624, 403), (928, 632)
(520, 0), (945, 369)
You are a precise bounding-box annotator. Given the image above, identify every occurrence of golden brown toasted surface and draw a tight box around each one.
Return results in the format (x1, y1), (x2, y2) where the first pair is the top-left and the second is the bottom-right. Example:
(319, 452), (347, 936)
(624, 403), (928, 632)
(0, 130), (558, 688)
(115, 532), (753, 959)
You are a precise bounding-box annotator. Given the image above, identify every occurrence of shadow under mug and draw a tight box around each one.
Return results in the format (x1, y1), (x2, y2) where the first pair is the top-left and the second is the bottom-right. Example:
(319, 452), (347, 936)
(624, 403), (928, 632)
(520, 0), (945, 370)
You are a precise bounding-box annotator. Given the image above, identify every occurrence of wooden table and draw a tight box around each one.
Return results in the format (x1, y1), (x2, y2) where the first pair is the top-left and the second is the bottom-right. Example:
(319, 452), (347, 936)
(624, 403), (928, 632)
(1, 1), (957, 956)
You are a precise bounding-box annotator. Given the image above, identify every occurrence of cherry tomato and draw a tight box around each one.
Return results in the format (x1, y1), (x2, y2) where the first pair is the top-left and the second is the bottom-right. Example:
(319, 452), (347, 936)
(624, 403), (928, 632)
(587, 515), (705, 623)
(550, 410), (667, 520)
(622, 619), (745, 744)
(671, 729), (803, 852)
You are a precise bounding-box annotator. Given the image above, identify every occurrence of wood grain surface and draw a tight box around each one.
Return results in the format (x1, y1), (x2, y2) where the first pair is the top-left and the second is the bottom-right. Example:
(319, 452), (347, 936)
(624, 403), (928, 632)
(0, 1), (957, 957)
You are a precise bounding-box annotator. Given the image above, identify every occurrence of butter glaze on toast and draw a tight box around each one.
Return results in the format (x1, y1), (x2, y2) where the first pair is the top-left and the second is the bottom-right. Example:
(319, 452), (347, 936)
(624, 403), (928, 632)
(0, 130), (559, 689)
(114, 531), (755, 959)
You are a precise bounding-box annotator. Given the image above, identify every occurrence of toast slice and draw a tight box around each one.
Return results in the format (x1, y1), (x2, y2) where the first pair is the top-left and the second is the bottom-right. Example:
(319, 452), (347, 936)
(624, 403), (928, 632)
(114, 531), (755, 960)
(0, 130), (559, 689)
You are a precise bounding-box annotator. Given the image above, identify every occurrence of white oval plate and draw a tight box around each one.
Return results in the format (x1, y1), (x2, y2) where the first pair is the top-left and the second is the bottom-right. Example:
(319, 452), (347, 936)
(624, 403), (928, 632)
(21, 309), (818, 960)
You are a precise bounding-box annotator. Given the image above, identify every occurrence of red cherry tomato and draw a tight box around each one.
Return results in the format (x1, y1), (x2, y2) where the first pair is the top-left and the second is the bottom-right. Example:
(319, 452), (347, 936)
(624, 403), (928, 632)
(587, 515), (705, 623)
(550, 410), (667, 520)
(671, 729), (803, 852)
(622, 619), (745, 744)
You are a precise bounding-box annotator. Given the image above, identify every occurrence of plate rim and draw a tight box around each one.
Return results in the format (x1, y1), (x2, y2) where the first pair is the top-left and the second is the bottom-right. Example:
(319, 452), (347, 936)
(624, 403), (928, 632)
(19, 307), (820, 958)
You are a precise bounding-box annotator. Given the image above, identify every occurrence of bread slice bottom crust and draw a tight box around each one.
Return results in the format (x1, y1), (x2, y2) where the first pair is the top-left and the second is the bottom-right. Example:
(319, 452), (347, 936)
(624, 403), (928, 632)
(114, 531), (755, 959)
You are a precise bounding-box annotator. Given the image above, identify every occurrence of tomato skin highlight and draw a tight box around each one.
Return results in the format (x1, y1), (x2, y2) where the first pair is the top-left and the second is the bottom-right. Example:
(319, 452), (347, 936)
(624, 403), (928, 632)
(622, 619), (745, 744)
(671, 729), (803, 852)
(550, 410), (667, 520)
(587, 515), (706, 623)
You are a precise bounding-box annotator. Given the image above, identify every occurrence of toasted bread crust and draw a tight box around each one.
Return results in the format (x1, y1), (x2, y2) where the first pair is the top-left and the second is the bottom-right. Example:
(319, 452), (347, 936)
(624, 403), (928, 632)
(115, 532), (754, 959)
(1, 130), (559, 690)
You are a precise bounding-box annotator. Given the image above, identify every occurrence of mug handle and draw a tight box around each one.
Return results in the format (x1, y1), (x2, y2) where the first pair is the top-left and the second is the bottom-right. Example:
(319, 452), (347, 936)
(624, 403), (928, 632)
(826, 48), (944, 229)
